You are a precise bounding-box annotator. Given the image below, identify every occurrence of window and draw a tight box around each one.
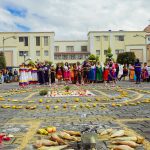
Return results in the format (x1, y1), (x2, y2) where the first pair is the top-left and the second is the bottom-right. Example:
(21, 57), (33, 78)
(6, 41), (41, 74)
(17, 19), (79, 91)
(148, 37), (150, 41)
(104, 36), (108, 41)
(44, 50), (48, 56)
(19, 51), (28, 56)
(54, 46), (59, 52)
(19, 37), (24, 42)
(115, 35), (124, 41)
(66, 46), (74, 52)
(95, 36), (100, 41)
(70, 55), (75, 59)
(115, 49), (124, 55)
(36, 51), (40, 56)
(96, 50), (100, 55)
(44, 36), (48, 46)
(36, 37), (40, 46)
(24, 37), (28, 46)
(19, 37), (28, 46)
(54, 55), (61, 60)
(81, 46), (87, 52)
(104, 50), (108, 55)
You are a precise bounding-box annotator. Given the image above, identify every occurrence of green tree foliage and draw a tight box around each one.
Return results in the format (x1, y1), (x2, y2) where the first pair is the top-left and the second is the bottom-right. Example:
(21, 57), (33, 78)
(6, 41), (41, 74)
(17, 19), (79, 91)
(28, 60), (35, 66)
(47, 61), (53, 66)
(106, 46), (113, 58)
(0, 52), (6, 69)
(88, 54), (96, 60)
(117, 52), (136, 65)
(88, 54), (99, 62)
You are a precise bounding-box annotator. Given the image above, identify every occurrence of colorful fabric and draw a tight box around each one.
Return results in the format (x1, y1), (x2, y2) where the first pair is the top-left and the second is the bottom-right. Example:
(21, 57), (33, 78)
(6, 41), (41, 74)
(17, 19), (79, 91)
(96, 66), (103, 81)
(103, 68), (109, 81)
(129, 69), (134, 80)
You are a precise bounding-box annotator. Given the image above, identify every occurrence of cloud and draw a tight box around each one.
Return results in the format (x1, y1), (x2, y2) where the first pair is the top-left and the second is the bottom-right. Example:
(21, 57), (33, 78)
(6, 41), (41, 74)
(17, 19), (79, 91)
(0, 0), (150, 39)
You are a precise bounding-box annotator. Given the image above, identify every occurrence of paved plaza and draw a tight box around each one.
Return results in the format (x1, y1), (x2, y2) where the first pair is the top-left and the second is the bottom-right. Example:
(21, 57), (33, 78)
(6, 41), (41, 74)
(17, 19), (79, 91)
(0, 81), (150, 150)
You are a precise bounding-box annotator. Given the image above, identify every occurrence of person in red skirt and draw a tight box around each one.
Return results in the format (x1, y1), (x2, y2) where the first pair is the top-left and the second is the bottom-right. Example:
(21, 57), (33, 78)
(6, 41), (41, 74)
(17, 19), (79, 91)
(103, 65), (109, 86)
(56, 63), (63, 84)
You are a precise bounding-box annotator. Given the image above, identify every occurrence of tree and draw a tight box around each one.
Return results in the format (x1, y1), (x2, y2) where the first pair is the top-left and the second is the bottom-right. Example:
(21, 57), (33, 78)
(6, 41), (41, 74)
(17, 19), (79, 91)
(105, 47), (113, 64)
(28, 60), (35, 66)
(117, 52), (136, 66)
(106, 46), (113, 59)
(88, 54), (96, 61)
(0, 52), (6, 69)
(88, 54), (99, 62)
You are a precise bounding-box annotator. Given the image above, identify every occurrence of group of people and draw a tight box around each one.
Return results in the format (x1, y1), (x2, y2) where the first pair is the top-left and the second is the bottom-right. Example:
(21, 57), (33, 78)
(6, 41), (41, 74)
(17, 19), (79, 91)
(119, 60), (150, 84)
(0, 69), (18, 84)
(17, 59), (150, 87)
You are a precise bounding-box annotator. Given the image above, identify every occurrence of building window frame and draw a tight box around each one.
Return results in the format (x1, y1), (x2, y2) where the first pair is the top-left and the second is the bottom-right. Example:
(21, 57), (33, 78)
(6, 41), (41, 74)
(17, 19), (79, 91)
(36, 37), (40, 46)
(19, 51), (29, 56)
(96, 50), (100, 56)
(66, 46), (74, 52)
(44, 50), (49, 56)
(104, 36), (108, 41)
(44, 36), (48, 46)
(81, 46), (87, 52)
(36, 50), (40, 56)
(115, 35), (124, 41)
(55, 46), (59, 52)
(95, 36), (100, 41)
(104, 50), (108, 55)
(115, 49), (124, 55)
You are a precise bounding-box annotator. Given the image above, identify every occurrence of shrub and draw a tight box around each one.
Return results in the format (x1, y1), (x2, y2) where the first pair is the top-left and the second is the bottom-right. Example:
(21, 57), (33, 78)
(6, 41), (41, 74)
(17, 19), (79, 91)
(39, 89), (48, 96)
(65, 86), (70, 91)
(0, 52), (6, 69)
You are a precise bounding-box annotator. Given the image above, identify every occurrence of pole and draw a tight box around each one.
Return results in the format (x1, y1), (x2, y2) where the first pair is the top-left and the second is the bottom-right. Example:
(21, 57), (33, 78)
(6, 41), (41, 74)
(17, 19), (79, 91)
(3, 37), (4, 53)
(24, 54), (26, 63)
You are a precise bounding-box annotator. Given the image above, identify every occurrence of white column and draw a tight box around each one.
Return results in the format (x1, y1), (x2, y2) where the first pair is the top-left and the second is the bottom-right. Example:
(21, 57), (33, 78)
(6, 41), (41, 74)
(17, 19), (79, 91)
(29, 35), (35, 60)
(90, 33), (94, 54)
(50, 35), (54, 62)
(143, 46), (147, 63)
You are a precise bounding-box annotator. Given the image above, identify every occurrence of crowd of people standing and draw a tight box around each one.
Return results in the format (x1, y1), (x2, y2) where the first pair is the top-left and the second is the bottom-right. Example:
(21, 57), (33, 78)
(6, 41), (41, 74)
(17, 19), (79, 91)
(18, 59), (150, 87)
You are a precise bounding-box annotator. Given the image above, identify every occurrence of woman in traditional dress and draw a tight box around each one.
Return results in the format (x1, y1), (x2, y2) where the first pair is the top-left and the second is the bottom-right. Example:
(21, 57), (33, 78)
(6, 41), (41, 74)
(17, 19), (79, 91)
(142, 62), (149, 82)
(19, 63), (27, 87)
(38, 63), (45, 85)
(82, 61), (89, 84)
(56, 63), (63, 84)
(108, 61), (116, 86)
(96, 62), (103, 82)
(103, 65), (109, 86)
(76, 62), (82, 85)
(50, 64), (55, 84)
(70, 64), (74, 84)
(28, 64), (32, 84)
(24, 64), (29, 85)
(129, 64), (135, 81)
(134, 59), (141, 84)
(63, 62), (70, 84)
(73, 63), (77, 84)
(89, 62), (96, 83)
(44, 61), (50, 85)
(31, 65), (38, 84)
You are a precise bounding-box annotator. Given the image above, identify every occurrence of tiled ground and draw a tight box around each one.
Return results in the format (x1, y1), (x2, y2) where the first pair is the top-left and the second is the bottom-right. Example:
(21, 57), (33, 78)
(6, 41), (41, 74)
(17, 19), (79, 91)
(0, 81), (150, 149)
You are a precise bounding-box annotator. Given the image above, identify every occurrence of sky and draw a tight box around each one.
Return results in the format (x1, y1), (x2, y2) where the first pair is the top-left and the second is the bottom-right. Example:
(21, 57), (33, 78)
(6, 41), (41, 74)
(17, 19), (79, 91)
(0, 0), (150, 40)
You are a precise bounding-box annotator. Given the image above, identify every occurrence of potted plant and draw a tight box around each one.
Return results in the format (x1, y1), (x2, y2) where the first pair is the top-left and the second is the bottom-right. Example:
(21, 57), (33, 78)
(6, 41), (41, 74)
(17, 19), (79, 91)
(65, 86), (70, 92)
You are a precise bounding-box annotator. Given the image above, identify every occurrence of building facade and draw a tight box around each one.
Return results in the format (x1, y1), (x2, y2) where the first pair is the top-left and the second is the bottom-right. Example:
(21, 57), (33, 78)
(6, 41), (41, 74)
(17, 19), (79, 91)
(88, 31), (147, 63)
(54, 40), (89, 64)
(0, 32), (55, 67)
(144, 25), (150, 65)
(0, 30), (148, 67)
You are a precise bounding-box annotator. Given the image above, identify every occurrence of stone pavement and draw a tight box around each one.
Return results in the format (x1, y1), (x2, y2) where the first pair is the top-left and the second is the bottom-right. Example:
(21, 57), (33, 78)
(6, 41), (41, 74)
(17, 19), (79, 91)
(0, 81), (150, 149)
